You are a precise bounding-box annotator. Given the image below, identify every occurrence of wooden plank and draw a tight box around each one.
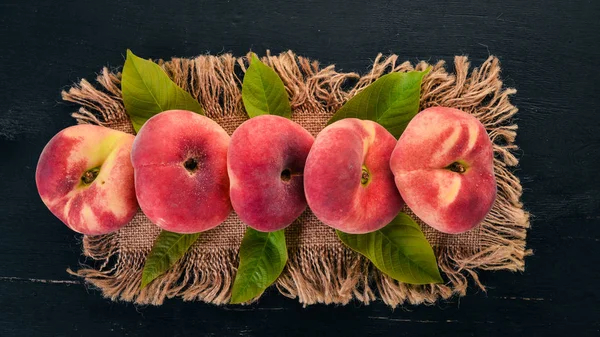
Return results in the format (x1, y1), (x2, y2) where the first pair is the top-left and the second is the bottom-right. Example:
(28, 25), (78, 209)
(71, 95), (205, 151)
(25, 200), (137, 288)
(0, 281), (598, 336)
(0, 0), (598, 335)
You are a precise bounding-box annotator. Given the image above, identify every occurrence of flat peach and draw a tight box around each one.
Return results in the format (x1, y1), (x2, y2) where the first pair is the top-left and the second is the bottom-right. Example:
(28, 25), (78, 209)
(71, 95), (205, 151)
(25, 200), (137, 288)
(228, 115), (314, 232)
(304, 118), (404, 234)
(36, 125), (138, 235)
(131, 110), (231, 233)
(390, 107), (496, 234)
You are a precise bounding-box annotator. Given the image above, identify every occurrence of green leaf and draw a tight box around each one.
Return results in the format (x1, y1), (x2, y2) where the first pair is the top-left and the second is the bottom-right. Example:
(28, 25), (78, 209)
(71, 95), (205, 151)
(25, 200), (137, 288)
(230, 228), (288, 304)
(337, 213), (443, 285)
(121, 49), (204, 132)
(140, 231), (200, 289)
(328, 68), (430, 138)
(241, 54), (292, 118)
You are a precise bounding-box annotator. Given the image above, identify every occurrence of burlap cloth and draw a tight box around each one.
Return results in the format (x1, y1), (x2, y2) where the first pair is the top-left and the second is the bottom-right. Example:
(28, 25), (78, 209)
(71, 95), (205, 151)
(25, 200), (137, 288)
(63, 51), (530, 307)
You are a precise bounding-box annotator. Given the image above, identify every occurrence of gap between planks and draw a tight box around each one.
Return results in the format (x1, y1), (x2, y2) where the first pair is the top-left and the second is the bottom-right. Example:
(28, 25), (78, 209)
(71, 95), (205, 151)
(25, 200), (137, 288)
(368, 317), (495, 324)
(0, 276), (81, 285)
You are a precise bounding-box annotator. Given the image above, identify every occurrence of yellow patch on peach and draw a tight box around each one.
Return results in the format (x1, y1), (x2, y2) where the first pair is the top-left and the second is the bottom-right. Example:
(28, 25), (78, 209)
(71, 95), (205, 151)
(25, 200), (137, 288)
(94, 149), (131, 219)
(228, 170), (240, 189)
(361, 120), (377, 156)
(81, 205), (98, 230)
(465, 122), (480, 153)
(67, 132), (125, 177)
(61, 195), (75, 218)
(60, 125), (85, 139)
(437, 172), (462, 207)
(436, 126), (461, 162)
(105, 187), (129, 218)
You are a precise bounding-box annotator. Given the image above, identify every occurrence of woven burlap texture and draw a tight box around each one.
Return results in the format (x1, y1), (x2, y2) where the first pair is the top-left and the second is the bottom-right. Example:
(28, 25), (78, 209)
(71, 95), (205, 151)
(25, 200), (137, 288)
(64, 51), (530, 307)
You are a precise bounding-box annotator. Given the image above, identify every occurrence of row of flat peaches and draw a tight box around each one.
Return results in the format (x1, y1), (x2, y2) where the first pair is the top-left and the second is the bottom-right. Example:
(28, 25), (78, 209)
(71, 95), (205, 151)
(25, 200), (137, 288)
(35, 107), (496, 236)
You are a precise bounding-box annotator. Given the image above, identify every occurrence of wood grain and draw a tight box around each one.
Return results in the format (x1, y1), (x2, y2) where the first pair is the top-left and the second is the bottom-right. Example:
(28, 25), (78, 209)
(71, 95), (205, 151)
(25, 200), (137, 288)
(0, 0), (598, 335)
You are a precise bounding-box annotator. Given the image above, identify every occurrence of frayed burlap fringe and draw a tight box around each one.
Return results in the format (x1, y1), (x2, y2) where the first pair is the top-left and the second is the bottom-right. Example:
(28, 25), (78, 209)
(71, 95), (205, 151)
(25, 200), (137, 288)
(64, 51), (530, 307)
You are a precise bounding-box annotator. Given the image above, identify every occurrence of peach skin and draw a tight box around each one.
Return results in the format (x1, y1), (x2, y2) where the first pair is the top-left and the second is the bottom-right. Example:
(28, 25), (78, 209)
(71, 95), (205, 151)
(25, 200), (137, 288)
(227, 115), (314, 232)
(131, 110), (231, 233)
(390, 107), (496, 234)
(304, 118), (404, 234)
(36, 125), (138, 235)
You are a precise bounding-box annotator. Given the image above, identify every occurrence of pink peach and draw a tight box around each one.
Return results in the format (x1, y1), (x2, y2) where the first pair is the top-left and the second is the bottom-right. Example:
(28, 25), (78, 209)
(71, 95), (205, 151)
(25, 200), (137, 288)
(304, 118), (404, 234)
(390, 107), (496, 234)
(36, 125), (138, 235)
(131, 110), (231, 233)
(227, 115), (314, 232)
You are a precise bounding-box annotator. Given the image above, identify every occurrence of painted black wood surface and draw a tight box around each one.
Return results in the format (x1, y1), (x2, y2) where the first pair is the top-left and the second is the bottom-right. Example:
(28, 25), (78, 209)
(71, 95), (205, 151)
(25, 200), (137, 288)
(0, 0), (598, 335)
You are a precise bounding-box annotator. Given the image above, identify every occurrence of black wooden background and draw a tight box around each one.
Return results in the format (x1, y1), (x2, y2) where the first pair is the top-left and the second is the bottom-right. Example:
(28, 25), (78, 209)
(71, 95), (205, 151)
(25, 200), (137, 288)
(1, 0), (598, 336)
